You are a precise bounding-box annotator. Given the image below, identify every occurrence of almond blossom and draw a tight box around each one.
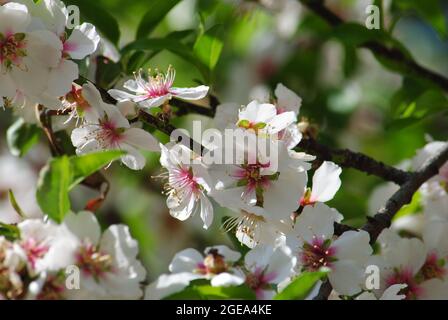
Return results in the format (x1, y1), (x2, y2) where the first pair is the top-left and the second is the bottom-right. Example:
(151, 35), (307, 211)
(237, 100), (296, 136)
(18, 0), (100, 109)
(71, 82), (160, 170)
(60, 211), (147, 300)
(372, 228), (448, 300)
(145, 245), (244, 300)
(0, 2), (63, 109)
(159, 142), (214, 229)
(208, 135), (309, 219)
(109, 66), (209, 110)
(286, 203), (373, 296)
(243, 244), (296, 299)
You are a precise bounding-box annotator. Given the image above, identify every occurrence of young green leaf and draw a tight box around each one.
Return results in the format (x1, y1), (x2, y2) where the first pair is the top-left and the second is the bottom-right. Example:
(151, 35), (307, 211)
(69, 150), (124, 189)
(64, 0), (120, 45)
(193, 25), (224, 71)
(6, 118), (41, 157)
(136, 0), (181, 39)
(8, 189), (25, 218)
(274, 270), (329, 300)
(36, 156), (73, 223)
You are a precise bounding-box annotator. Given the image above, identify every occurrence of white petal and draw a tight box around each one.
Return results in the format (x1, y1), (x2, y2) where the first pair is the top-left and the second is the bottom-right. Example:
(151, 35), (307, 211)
(26, 30), (63, 68)
(310, 161), (342, 203)
(169, 248), (203, 273)
(138, 95), (171, 109)
(122, 128), (160, 151)
(332, 230), (372, 264)
(328, 260), (364, 296)
(380, 284), (407, 300)
(266, 111), (296, 134)
(108, 89), (142, 102)
(211, 272), (245, 287)
(275, 83), (302, 114)
(62, 211), (101, 245)
(170, 86), (209, 100)
(199, 193), (214, 229)
(0, 3), (30, 34)
(120, 144), (147, 170)
(144, 273), (202, 300)
(262, 171), (307, 219)
(293, 203), (342, 243)
(65, 23), (100, 60)
(46, 59), (78, 97)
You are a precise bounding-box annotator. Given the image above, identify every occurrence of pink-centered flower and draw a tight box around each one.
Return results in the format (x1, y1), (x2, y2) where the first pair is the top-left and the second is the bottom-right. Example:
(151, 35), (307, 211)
(159, 142), (214, 229)
(243, 244), (296, 300)
(109, 66), (209, 109)
(71, 82), (160, 170)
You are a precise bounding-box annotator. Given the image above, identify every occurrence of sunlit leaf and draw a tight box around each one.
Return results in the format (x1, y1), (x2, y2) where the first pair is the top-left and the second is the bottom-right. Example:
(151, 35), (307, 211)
(274, 270), (328, 300)
(6, 118), (40, 157)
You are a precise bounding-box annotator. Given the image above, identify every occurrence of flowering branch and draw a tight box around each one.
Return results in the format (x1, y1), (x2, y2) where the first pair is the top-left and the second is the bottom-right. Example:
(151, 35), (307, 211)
(296, 137), (412, 185)
(314, 143), (448, 300)
(363, 144), (448, 243)
(298, 0), (448, 94)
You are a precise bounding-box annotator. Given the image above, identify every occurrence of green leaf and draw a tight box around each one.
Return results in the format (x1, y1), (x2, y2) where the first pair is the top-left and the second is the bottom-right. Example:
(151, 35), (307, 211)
(65, 0), (120, 45)
(126, 29), (194, 74)
(8, 189), (25, 218)
(274, 270), (328, 300)
(6, 118), (40, 157)
(166, 284), (256, 300)
(36, 156), (73, 223)
(122, 38), (209, 80)
(193, 25), (224, 71)
(333, 23), (389, 47)
(69, 151), (124, 189)
(0, 223), (20, 241)
(136, 0), (181, 39)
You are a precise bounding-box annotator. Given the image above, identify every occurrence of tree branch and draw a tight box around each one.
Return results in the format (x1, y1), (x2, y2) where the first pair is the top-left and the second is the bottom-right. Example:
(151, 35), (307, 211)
(296, 137), (412, 185)
(314, 143), (448, 300)
(363, 144), (448, 243)
(298, 0), (448, 94)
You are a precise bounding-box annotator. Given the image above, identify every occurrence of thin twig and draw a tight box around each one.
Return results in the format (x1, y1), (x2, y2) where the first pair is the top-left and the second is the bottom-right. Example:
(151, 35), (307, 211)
(296, 137), (412, 185)
(298, 0), (448, 93)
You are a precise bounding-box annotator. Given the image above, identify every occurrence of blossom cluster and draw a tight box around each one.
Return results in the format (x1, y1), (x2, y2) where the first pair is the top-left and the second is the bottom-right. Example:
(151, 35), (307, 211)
(1, 0), (447, 300)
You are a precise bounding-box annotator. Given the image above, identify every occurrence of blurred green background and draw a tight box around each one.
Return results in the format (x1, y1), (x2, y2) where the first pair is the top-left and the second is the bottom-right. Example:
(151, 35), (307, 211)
(1, 0), (448, 280)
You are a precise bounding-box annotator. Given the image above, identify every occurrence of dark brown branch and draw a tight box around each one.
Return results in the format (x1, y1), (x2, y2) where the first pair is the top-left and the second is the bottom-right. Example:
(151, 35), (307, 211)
(315, 143), (448, 300)
(363, 144), (448, 243)
(298, 0), (448, 93)
(296, 137), (412, 185)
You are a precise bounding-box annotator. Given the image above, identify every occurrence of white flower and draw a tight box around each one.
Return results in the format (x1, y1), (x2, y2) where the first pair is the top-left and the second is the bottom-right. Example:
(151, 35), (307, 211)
(159, 142), (214, 229)
(19, 0), (100, 105)
(109, 66), (209, 110)
(209, 136), (308, 219)
(300, 161), (342, 206)
(286, 203), (372, 296)
(243, 244), (296, 299)
(0, 2), (63, 109)
(356, 284), (407, 300)
(374, 228), (448, 300)
(71, 82), (160, 170)
(237, 100), (296, 136)
(61, 211), (146, 300)
(145, 245), (244, 300)
(17, 219), (76, 274)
